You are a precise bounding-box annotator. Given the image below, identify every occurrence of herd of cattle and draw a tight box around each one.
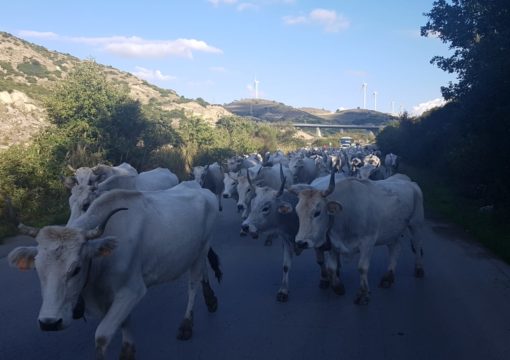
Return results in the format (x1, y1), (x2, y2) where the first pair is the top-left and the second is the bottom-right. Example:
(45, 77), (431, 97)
(7, 145), (426, 360)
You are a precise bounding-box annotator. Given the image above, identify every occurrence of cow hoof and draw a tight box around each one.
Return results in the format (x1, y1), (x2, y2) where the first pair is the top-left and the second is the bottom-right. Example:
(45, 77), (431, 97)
(240, 230), (247, 237)
(319, 279), (330, 289)
(176, 318), (193, 340)
(379, 271), (395, 288)
(276, 292), (289, 303)
(119, 342), (136, 360)
(415, 267), (425, 278)
(332, 283), (346, 295)
(264, 239), (272, 246)
(354, 291), (370, 305)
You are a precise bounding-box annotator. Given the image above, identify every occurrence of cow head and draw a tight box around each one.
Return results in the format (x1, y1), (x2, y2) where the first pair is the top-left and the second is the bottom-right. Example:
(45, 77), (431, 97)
(236, 173), (256, 218)
(241, 176), (292, 238)
(8, 208), (126, 331)
(68, 184), (99, 223)
(294, 171), (342, 250)
(223, 172), (238, 199)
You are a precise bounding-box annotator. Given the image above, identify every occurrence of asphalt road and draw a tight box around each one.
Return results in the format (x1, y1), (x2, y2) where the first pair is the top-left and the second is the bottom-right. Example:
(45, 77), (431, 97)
(1, 199), (509, 360)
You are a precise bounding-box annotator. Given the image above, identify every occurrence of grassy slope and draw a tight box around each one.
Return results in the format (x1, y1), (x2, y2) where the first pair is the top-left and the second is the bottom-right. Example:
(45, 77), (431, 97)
(403, 164), (510, 264)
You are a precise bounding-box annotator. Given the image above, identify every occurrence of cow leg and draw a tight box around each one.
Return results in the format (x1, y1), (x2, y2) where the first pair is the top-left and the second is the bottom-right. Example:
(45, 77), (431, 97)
(410, 225), (425, 278)
(326, 250), (345, 295)
(201, 259), (218, 313)
(218, 194), (223, 212)
(264, 233), (274, 246)
(277, 239), (293, 302)
(379, 241), (401, 288)
(95, 285), (147, 360)
(177, 257), (204, 340)
(119, 316), (136, 360)
(354, 242), (373, 305)
(315, 249), (329, 289)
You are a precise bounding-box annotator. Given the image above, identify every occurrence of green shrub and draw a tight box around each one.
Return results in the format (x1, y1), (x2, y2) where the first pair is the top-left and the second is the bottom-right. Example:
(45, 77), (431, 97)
(17, 59), (50, 78)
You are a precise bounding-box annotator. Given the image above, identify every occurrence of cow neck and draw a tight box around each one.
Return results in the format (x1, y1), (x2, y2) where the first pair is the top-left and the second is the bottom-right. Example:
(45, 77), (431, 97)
(320, 214), (335, 251)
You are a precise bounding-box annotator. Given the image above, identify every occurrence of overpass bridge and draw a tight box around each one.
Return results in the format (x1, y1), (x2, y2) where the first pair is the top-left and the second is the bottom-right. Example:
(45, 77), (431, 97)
(278, 123), (385, 137)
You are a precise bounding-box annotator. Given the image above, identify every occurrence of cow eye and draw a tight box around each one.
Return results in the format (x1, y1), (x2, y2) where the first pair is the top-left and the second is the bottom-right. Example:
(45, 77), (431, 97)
(247, 188), (251, 192)
(82, 203), (90, 212)
(313, 210), (321, 218)
(70, 266), (81, 278)
(262, 206), (270, 212)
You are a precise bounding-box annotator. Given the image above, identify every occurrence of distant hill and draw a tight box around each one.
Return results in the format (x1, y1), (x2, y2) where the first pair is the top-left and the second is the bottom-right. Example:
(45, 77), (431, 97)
(226, 99), (396, 126)
(0, 31), (232, 149)
(224, 99), (324, 123)
(320, 109), (397, 126)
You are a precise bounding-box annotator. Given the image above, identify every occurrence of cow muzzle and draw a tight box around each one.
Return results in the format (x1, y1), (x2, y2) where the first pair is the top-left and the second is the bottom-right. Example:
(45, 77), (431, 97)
(39, 318), (63, 331)
(241, 224), (258, 239)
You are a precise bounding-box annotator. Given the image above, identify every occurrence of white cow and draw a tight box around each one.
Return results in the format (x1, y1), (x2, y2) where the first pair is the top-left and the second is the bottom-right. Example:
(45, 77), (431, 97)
(240, 175), (345, 301)
(8, 182), (221, 359)
(65, 163), (138, 188)
(193, 162), (225, 211)
(384, 153), (399, 177)
(67, 167), (179, 223)
(222, 172), (239, 202)
(236, 164), (293, 218)
(293, 173), (426, 305)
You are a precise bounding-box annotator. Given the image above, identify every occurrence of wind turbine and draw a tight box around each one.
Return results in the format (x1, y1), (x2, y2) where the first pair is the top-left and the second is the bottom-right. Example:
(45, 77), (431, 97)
(361, 82), (367, 109)
(373, 91), (378, 111)
(254, 78), (260, 99)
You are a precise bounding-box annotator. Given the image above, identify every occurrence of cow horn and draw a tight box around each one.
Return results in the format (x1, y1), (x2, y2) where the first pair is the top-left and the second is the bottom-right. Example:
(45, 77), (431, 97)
(85, 207), (128, 240)
(321, 166), (336, 197)
(18, 223), (40, 237)
(276, 176), (286, 198)
(246, 170), (253, 188)
(67, 164), (76, 172)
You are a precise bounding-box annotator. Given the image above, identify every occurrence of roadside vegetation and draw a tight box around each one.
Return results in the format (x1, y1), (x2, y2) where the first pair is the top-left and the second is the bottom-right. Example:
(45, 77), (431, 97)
(377, 1), (510, 262)
(0, 61), (304, 239)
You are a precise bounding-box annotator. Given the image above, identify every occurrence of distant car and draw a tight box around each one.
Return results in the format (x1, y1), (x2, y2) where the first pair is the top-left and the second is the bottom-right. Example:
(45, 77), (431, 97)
(339, 136), (353, 149)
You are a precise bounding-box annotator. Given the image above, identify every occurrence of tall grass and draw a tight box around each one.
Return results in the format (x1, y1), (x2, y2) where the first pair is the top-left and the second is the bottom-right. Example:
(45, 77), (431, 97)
(403, 164), (510, 264)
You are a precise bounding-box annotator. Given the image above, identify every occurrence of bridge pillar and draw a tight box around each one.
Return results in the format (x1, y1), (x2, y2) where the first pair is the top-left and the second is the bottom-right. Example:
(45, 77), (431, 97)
(316, 127), (322, 137)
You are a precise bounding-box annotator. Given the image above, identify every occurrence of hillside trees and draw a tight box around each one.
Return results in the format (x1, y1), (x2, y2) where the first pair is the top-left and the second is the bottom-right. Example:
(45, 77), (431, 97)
(379, 1), (510, 207)
(0, 61), (180, 235)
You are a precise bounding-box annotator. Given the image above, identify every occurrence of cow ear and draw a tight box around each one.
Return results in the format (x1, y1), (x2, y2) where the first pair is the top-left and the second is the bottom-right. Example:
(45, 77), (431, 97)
(277, 202), (293, 215)
(326, 201), (342, 215)
(8, 246), (37, 271)
(88, 236), (118, 257)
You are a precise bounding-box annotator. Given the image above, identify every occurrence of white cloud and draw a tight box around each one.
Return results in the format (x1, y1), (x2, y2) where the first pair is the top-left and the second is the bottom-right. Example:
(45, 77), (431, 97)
(18, 30), (59, 39)
(283, 8), (350, 32)
(18, 31), (222, 59)
(132, 66), (176, 81)
(283, 15), (307, 25)
(208, 0), (238, 6)
(237, 3), (258, 11)
(412, 98), (446, 116)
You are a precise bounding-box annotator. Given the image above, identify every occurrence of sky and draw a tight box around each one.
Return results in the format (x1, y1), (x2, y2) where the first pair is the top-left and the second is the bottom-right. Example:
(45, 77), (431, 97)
(1, 0), (456, 115)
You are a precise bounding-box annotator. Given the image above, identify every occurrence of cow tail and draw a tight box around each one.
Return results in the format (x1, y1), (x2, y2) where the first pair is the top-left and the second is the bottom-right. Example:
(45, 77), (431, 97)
(208, 247), (223, 283)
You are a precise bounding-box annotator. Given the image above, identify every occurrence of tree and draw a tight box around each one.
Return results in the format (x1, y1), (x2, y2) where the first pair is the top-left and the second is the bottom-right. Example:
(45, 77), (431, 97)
(422, 0), (510, 102)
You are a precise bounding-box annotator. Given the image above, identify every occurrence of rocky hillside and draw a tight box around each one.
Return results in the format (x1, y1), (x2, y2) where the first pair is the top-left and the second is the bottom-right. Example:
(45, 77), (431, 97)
(0, 31), (232, 149)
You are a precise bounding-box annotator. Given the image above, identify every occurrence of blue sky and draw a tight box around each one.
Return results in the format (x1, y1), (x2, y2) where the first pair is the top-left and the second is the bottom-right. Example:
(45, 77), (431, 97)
(2, 0), (455, 115)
